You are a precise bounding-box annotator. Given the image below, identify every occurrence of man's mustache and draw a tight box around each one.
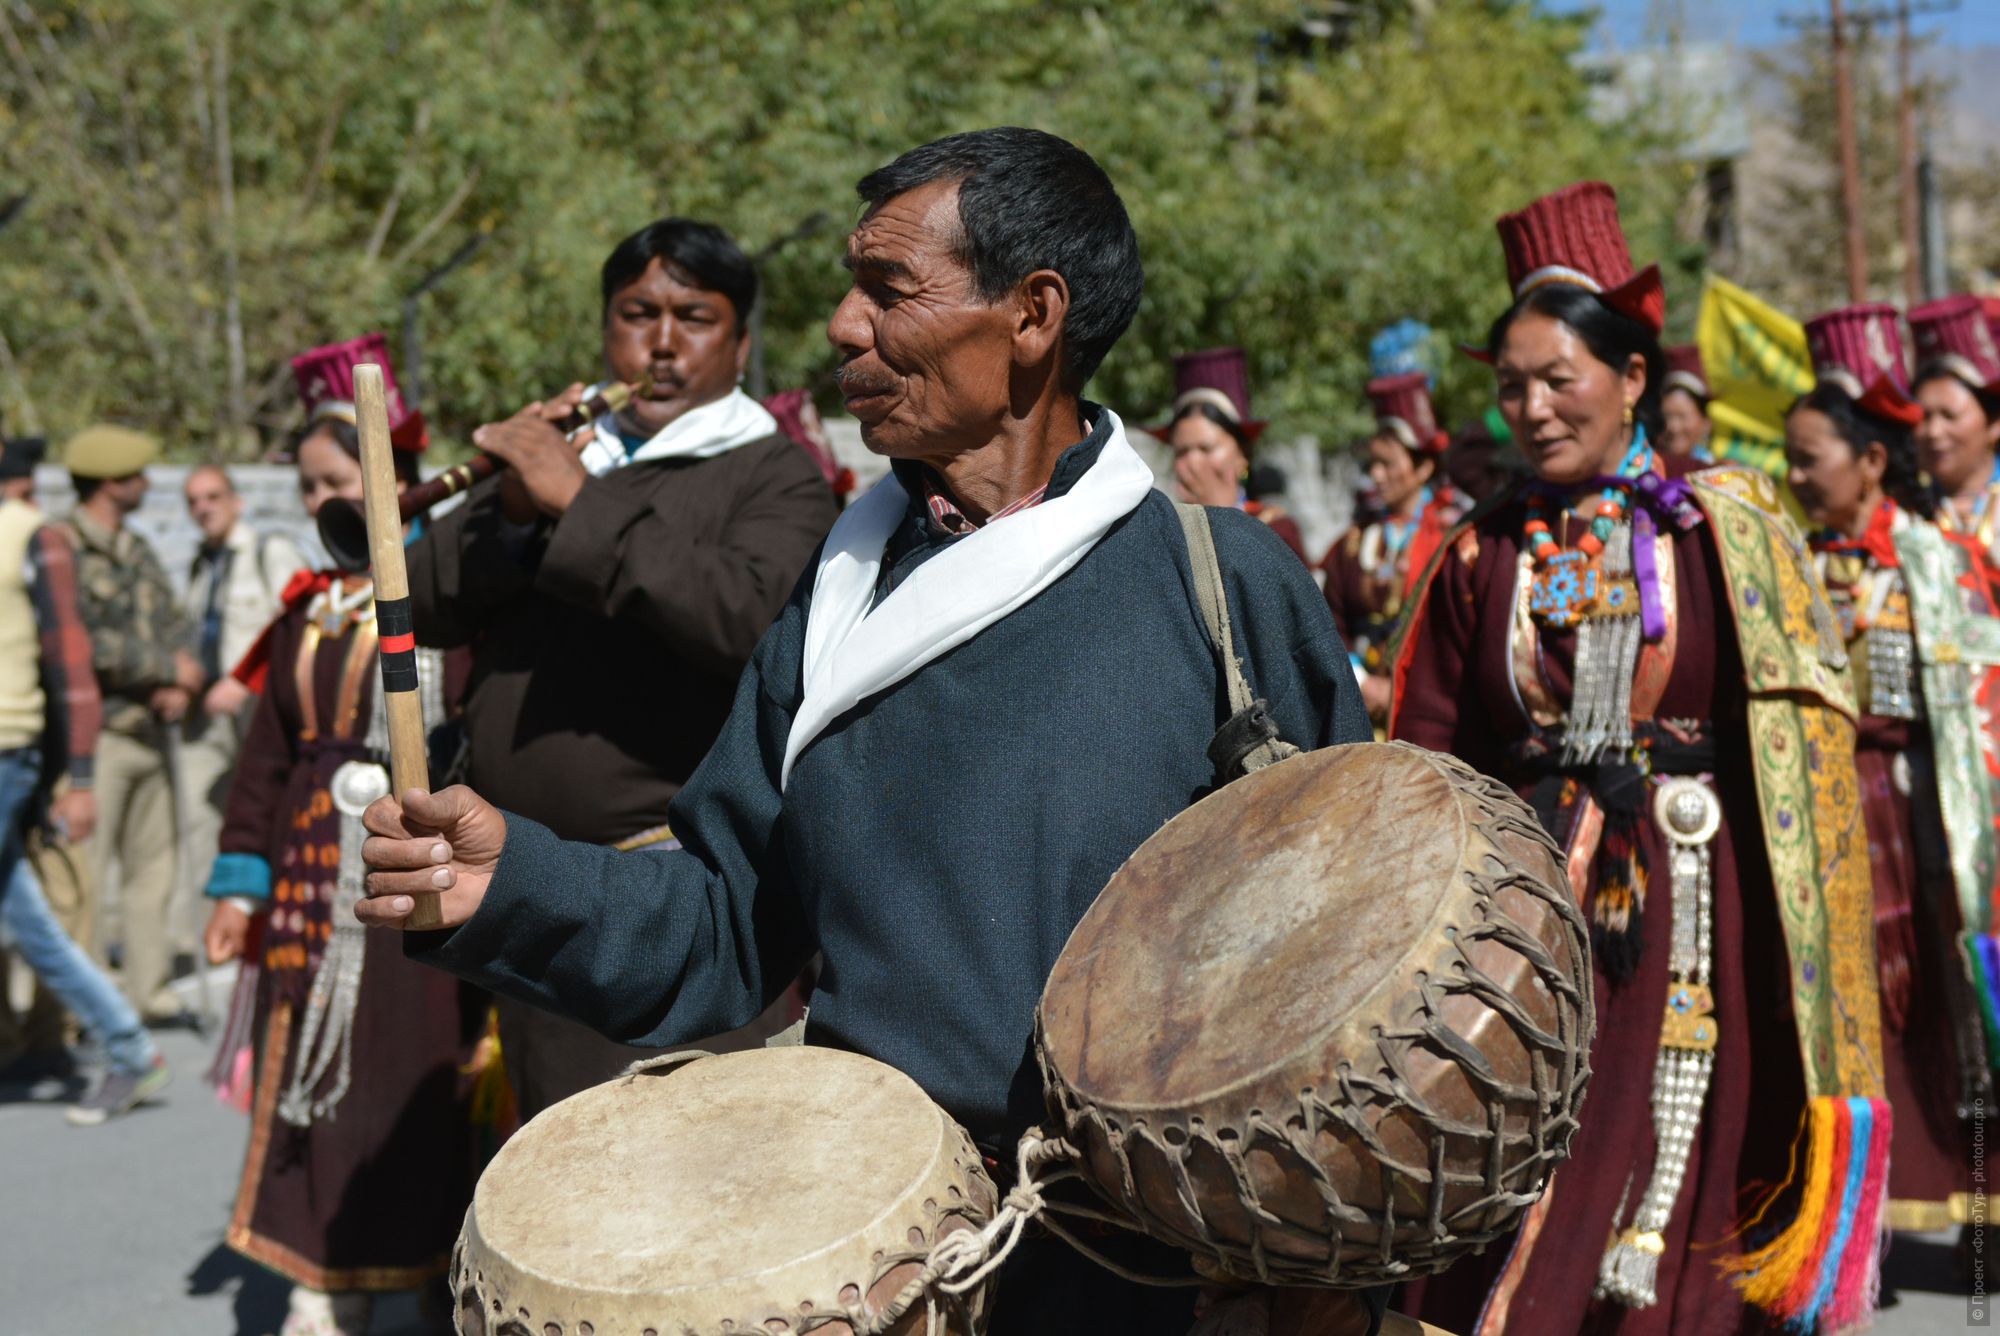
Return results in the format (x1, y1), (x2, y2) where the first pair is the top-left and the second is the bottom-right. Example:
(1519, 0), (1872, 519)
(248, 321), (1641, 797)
(835, 364), (897, 398)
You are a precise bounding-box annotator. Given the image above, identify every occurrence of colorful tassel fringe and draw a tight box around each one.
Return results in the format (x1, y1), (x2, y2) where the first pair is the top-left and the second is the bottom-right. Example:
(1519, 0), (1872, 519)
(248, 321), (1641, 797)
(1590, 814), (1647, 983)
(1719, 1096), (1891, 1333)
(204, 915), (264, 1114)
(1968, 933), (2000, 1069)
(462, 1005), (519, 1167)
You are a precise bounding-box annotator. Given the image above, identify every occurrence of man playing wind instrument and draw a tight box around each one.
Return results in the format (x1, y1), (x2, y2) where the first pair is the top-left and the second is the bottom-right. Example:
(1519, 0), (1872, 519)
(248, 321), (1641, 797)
(402, 219), (836, 1116)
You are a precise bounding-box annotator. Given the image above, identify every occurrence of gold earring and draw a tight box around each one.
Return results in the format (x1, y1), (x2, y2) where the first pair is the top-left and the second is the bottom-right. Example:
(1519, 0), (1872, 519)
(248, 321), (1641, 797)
(1622, 402), (1634, 428)
(1240, 462), (1251, 481)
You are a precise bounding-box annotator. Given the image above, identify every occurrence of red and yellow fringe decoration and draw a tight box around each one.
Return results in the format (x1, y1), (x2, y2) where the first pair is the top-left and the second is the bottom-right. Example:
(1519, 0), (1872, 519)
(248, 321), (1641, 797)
(1718, 1096), (1891, 1333)
(461, 1006), (519, 1167)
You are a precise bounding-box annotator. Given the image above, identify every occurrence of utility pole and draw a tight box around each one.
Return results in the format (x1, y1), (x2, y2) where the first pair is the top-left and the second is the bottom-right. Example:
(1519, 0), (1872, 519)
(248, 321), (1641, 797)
(1920, 118), (1948, 298)
(1895, 1), (1920, 303)
(1894, 1), (1958, 301)
(1785, 0), (1957, 303)
(1830, 0), (1870, 303)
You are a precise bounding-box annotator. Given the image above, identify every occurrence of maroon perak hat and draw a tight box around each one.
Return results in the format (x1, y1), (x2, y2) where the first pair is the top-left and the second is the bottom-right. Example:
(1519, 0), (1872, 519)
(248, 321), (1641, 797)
(1153, 347), (1267, 442)
(1664, 345), (1709, 400)
(1495, 181), (1666, 336)
(290, 333), (429, 452)
(1908, 294), (2000, 391)
(1805, 304), (1920, 427)
(1366, 372), (1447, 455)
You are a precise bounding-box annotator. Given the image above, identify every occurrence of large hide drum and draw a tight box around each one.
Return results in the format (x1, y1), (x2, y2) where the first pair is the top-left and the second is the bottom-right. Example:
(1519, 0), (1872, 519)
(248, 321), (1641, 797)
(452, 1047), (998, 1335)
(1035, 741), (1591, 1287)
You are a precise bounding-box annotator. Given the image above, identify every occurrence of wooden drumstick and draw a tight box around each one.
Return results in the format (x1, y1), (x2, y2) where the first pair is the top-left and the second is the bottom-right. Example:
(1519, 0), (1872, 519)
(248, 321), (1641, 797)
(353, 364), (445, 932)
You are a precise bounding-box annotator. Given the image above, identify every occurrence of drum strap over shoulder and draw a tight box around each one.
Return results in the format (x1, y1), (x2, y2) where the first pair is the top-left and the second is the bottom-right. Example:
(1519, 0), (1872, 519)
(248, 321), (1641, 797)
(1174, 502), (1301, 782)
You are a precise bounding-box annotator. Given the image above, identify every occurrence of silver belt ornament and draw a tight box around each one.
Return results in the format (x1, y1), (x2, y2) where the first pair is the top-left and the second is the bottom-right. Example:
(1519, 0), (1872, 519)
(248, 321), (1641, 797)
(1597, 776), (1721, 1307)
(330, 760), (391, 818)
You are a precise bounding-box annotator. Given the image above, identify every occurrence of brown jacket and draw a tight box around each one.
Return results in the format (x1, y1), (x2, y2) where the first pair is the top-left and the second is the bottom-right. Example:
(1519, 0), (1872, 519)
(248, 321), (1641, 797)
(407, 431), (836, 844)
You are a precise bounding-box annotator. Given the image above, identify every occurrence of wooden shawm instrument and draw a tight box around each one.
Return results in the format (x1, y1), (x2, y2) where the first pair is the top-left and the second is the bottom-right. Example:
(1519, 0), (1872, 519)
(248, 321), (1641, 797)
(1035, 741), (1592, 1288)
(353, 364), (444, 932)
(450, 1047), (999, 1336)
(319, 378), (644, 571)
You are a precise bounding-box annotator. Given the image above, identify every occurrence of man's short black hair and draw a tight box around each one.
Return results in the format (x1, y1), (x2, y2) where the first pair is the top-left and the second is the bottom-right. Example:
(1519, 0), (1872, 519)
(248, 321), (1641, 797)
(601, 218), (758, 332)
(856, 128), (1143, 390)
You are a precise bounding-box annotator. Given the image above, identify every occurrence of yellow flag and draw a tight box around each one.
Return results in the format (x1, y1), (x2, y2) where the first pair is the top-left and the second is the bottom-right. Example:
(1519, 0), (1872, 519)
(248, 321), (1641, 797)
(1696, 275), (1814, 478)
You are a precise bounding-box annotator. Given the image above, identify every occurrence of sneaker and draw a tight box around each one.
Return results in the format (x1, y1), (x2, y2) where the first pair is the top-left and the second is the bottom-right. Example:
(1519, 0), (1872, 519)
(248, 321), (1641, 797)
(64, 1056), (170, 1125)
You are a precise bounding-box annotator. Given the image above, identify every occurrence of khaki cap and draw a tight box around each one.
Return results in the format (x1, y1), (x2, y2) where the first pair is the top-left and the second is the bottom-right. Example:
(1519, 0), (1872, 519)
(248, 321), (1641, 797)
(64, 424), (159, 479)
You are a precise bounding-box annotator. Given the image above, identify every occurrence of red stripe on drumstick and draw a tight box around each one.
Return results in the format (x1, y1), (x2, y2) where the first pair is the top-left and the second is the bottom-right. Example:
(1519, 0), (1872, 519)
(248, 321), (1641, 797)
(380, 631), (417, 654)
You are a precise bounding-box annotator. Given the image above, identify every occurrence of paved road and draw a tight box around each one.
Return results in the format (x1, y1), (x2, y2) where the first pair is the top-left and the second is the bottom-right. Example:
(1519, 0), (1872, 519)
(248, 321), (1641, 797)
(2, 970), (429, 1336)
(0, 968), (1980, 1334)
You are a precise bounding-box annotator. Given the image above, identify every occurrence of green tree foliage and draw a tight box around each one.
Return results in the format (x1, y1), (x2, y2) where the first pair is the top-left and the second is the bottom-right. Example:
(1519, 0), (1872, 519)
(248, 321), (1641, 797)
(0, 0), (1680, 456)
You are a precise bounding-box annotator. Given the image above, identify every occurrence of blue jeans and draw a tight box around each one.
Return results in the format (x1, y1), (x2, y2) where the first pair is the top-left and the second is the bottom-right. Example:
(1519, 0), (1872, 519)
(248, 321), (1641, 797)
(0, 750), (156, 1075)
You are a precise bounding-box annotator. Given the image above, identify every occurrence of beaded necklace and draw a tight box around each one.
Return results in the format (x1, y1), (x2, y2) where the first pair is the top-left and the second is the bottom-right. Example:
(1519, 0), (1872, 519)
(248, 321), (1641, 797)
(1369, 486), (1433, 582)
(1524, 434), (1653, 630)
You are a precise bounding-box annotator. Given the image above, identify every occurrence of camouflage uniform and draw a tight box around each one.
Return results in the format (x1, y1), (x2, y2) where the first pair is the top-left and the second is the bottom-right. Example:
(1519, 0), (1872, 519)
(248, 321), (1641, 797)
(63, 508), (191, 1019)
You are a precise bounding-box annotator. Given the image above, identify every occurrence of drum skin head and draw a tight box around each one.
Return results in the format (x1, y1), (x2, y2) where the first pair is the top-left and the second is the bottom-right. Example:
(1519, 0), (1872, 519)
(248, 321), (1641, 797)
(1037, 741), (1593, 1288)
(452, 1047), (996, 1335)
(1043, 740), (1463, 1107)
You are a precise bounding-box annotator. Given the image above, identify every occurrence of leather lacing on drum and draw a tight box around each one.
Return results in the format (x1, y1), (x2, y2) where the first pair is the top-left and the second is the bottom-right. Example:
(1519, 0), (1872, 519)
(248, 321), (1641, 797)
(864, 1130), (1205, 1336)
(1032, 757), (1596, 1290)
(452, 1180), (993, 1336)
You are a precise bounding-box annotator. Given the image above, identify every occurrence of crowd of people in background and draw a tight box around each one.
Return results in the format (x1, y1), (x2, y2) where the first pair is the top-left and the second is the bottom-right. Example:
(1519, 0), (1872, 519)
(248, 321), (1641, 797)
(3, 125), (1999, 1336)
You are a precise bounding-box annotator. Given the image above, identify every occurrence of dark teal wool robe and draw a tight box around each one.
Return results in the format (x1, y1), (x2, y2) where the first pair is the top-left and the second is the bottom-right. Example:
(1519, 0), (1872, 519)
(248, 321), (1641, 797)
(413, 420), (1373, 1331)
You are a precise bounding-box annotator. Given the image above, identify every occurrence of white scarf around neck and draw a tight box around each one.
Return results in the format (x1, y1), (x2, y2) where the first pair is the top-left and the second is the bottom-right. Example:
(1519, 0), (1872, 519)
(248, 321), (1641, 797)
(781, 409), (1155, 788)
(577, 386), (777, 477)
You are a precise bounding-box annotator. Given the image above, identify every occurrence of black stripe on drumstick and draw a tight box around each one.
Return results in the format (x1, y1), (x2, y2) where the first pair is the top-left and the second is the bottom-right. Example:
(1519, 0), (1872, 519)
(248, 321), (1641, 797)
(376, 595), (419, 692)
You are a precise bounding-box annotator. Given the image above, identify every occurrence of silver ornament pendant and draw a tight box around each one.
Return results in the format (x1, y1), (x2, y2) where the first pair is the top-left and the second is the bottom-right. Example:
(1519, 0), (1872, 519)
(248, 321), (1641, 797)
(329, 760), (392, 818)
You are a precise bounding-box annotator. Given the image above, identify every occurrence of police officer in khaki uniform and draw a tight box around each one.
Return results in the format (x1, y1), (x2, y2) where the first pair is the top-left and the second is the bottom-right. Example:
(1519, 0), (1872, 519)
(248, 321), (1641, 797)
(60, 426), (200, 1023)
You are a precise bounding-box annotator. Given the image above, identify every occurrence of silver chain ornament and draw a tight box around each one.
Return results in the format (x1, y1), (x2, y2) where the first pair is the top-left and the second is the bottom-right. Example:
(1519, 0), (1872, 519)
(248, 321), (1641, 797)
(1596, 776), (1722, 1307)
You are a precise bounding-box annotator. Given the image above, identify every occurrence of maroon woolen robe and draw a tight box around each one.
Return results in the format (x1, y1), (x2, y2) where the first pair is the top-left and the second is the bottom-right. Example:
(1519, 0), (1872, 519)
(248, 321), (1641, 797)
(1391, 492), (1804, 1336)
(216, 590), (481, 1292)
(1856, 711), (1975, 1214)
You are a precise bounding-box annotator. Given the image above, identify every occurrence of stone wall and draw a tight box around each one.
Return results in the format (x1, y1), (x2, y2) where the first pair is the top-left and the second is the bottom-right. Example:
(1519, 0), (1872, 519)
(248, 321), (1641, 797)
(33, 464), (322, 595)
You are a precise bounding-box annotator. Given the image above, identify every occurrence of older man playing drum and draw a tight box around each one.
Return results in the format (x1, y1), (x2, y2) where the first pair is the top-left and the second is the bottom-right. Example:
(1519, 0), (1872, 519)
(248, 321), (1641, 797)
(359, 128), (1374, 1333)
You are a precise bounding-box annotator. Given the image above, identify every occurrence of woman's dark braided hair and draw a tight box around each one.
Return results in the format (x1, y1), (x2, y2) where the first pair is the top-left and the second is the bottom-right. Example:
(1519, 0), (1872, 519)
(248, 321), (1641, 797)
(1790, 382), (1937, 521)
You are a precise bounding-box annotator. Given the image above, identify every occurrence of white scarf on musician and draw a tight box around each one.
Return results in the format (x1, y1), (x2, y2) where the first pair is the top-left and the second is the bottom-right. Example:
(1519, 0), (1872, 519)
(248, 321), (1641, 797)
(577, 386), (777, 477)
(781, 409), (1156, 789)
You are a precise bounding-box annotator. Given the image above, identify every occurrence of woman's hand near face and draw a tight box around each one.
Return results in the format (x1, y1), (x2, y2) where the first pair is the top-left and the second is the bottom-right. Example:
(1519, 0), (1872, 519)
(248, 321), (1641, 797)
(1175, 440), (1243, 508)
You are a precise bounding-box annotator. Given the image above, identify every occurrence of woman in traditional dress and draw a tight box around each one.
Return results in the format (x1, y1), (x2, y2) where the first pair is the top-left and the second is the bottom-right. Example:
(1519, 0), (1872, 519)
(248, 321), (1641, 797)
(1912, 295), (2000, 556)
(1911, 297), (2000, 956)
(1391, 182), (1889, 1336)
(1162, 346), (1309, 561)
(1789, 305), (1996, 1248)
(1659, 345), (1714, 463)
(200, 336), (476, 1336)
(1322, 370), (1456, 722)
